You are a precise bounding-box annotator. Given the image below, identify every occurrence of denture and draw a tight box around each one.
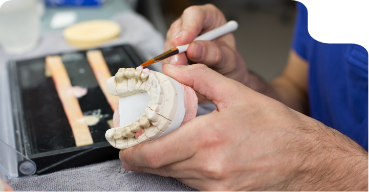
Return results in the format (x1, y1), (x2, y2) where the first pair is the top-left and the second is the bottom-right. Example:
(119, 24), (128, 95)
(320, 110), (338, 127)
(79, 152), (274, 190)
(105, 67), (197, 149)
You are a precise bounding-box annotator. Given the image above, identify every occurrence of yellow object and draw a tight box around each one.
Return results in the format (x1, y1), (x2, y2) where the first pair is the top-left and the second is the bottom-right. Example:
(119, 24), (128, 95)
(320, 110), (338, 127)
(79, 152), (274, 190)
(63, 20), (120, 48)
(46, 56), (94, 147)
(86, 50), (119, 110)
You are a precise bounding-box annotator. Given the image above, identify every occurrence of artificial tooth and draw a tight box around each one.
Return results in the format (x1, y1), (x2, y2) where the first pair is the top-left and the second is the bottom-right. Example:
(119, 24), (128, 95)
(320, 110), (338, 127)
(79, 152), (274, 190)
(141, 73), (149, 81)
(105, 128), (115, 139)
(125, 68), (135, 79)
(139, 116), (150, 128)
(151, 116), (172, 133)
(105, 129), (117, 147)
(130, 122), (141, 132)
(106, 77), (118, 96)
(145, 126), (163, 140)
(113, 132), (122, 139)
(115, 68), (125, 82)
(121, 128), (135, 138)
(126, 132), (135, 138)
(146, 107), (159, 122)
(149, 100), (159, 112)
(135, 68), (142, 79)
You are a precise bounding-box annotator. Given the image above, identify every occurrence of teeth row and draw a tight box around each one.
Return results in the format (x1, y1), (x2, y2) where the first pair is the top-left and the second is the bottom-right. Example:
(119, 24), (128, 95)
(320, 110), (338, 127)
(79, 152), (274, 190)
(115, 68), (149, 83)
(106, 68), (179, 149)
(114, 69), (165, 108)
(105, 115), (152, 148)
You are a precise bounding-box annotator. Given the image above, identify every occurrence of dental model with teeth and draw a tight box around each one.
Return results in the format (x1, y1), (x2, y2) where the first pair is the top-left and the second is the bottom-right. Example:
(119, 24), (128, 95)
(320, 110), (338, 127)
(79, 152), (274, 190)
(105, 66), (198, 149)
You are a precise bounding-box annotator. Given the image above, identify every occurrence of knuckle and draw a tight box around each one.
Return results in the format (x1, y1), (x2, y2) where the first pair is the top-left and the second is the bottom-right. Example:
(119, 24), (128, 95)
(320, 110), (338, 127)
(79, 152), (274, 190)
(204, 3), (226, 21)
(200, 128), (223, 148)
(183, 5), (201, 15)
(201, 162), (226, 180)
(204, 3), (218, 11)
(144, 150), (162, 168)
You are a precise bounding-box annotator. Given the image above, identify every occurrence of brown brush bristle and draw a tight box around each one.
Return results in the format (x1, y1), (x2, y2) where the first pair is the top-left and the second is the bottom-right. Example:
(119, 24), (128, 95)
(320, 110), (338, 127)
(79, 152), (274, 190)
(140, 59), (155, 67)
(140, 48), (179, 67)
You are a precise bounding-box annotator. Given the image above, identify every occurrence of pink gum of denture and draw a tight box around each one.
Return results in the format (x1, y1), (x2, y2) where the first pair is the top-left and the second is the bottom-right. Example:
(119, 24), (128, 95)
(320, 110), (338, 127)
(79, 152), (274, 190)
(142, 68), (151, 74)
(113, 83), (198, 138)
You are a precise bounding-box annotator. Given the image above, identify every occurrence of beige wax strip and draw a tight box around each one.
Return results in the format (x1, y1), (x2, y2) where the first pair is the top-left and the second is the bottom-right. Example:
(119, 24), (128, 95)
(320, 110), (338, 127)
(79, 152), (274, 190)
(46, 56), (94, 147)
(86, 50), (119, 110)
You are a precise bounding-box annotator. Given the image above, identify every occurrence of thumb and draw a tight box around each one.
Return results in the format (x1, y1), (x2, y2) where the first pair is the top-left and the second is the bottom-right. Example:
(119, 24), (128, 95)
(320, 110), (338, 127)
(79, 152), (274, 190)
(163, 64), (246, 110)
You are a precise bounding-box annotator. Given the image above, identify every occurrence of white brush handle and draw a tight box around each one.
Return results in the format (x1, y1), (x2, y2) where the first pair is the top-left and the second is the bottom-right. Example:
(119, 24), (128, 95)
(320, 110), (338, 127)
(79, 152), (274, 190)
(177, 20), (238, 53)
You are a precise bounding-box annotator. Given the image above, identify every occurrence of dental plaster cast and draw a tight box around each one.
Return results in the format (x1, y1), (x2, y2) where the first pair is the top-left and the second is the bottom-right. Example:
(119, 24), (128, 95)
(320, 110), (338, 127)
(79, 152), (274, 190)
(105, 67), (198, 149)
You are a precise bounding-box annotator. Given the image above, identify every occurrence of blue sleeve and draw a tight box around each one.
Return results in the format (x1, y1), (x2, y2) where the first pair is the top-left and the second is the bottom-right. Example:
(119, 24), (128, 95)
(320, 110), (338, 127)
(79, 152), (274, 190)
(292, 2), (309, 61)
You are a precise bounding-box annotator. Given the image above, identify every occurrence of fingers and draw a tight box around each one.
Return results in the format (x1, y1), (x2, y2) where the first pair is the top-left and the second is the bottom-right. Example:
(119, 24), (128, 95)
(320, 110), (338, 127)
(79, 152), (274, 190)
(172, 4), (227, 46)
(119, 116), (202, 168)
(163, 19), (188, 65)
(163, 4), (228, 66)
(186, 40), (237, 71)
(163, 64), (247, 110)
(137, 160), (200, 179)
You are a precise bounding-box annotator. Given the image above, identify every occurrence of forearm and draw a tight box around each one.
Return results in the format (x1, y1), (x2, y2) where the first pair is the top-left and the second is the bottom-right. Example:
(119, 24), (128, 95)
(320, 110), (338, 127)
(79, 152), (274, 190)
(246, 71), (309, 114)
(290, 123), (368, 190)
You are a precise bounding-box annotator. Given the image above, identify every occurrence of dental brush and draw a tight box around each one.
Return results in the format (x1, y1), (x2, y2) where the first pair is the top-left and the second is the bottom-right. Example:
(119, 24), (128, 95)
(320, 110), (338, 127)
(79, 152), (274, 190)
(140, 20), (239, 67)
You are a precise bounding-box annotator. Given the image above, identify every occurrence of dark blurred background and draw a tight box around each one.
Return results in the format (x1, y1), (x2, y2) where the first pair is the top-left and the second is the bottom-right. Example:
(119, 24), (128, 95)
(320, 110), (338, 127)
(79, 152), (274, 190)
(136, 0), (296, 81)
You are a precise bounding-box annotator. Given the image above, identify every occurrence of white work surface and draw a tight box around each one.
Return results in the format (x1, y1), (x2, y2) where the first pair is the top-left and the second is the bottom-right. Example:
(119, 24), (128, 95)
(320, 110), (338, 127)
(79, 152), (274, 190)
(0, 11), (197, 191)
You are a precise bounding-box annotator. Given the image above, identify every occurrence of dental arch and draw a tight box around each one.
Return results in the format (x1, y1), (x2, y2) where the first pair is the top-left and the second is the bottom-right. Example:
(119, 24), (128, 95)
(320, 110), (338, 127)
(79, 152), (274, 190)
(105, 67), (186, 149)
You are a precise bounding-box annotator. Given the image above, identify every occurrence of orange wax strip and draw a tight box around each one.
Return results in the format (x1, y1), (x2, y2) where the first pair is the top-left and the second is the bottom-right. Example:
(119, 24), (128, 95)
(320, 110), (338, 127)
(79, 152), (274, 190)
(46, 56), (93, 147)
(86, 50), (119, 110)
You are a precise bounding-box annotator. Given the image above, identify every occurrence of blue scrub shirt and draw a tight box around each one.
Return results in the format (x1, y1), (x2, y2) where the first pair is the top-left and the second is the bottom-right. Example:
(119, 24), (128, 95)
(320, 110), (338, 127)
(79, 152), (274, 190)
(292, 2), (368, 150)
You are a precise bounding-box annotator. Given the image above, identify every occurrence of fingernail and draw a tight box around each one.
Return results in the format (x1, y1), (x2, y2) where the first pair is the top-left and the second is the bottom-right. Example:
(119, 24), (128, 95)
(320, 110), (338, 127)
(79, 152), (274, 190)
(192, 43), (204, 60)
(173, 31), (183, 41)
(169, 55), (179, 64)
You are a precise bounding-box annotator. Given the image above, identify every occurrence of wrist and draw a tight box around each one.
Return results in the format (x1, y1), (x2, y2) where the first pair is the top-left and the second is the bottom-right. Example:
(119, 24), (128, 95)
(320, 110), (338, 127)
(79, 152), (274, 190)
(289, 122), (368, 190)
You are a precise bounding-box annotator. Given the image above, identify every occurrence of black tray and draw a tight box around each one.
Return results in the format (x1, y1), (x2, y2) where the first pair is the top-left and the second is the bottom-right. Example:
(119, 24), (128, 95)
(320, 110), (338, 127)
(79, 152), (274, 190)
(8, 44), (152, 175)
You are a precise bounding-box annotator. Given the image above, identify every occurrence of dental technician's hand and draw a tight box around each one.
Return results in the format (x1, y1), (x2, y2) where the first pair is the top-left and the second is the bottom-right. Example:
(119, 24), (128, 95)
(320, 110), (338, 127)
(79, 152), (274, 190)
(119, 64), (368, 191)
(162, 4), (249, 86)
